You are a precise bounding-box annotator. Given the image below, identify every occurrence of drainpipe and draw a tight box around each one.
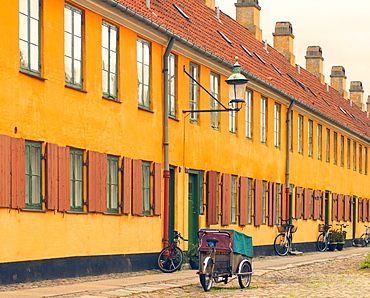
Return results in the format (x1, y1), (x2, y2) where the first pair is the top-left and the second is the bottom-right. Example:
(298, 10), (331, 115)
(163, 37), (175, 247)
(286, 100), (295, 224)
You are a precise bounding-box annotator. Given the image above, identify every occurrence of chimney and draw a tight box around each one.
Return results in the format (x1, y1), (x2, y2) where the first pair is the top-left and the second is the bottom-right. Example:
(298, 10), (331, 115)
(305, 46), (325, 84)
(273, 21), (295, 66)
(201, 0), (215, 10)
(330, 66), (348, 99)
(366, 96), (370, 113)
(235, 0), (262, 42)
(349, 81), (364, 110)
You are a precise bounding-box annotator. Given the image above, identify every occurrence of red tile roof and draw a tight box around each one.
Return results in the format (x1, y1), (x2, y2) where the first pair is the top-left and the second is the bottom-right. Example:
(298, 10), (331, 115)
(114, 0), (370, 139)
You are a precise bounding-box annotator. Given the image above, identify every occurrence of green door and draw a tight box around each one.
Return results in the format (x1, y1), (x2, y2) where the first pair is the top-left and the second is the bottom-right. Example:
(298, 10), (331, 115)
(188, 173), (199, 246)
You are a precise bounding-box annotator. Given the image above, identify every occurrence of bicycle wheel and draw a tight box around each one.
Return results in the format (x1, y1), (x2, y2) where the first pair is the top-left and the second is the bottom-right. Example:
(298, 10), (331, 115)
(238, 260), (252, 288)
(317, 233), (328, 252)
(360, 234), (368, 247)
(157, 246), (184, 273)
(274, 234), (291, 256)
(199, 257), (214, 292)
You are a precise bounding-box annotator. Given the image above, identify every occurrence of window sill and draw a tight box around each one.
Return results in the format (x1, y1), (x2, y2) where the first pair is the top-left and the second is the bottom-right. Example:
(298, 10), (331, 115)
(65, 84), (87, 93)
(103, 212), (122, 216)
(103, 96), (121, 103)
(19, 70), (47, 81)
(21, 208), (46, 213)
(138, 106), (154, 113)
(66, 211), (88, 215)
(169, 115), (179, 122)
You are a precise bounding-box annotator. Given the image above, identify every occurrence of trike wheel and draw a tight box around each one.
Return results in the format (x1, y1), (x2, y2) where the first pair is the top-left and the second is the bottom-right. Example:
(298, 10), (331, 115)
(238, 260), (252, 288)
(274, 234), (291, 256)
(157, 246), (183, 273)
(360, 234), (369, 247)
(317, 233), (328, 251)
(200, 258), (214, 292)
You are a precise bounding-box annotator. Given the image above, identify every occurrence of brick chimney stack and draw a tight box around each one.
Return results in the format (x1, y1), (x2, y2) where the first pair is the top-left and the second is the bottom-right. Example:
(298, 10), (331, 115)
(349, 81), (364, 110)
(273, 22), (295, 66)
(330, 66), (348, 99)
(235, 0), (262, 42)
(366, 95), (370, 113)
(305, 46), (325, 84)
(201, 0), (215, 10)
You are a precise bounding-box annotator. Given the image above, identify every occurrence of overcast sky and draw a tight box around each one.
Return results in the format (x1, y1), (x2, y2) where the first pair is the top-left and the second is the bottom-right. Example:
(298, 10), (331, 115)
(215, 0), (370, 102)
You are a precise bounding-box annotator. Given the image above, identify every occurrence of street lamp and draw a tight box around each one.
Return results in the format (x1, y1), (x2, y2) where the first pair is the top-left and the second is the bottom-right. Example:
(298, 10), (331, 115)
(182, 57), (249, 113)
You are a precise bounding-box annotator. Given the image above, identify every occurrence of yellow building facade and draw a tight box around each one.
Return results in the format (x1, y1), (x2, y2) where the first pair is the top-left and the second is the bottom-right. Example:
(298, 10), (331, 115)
(0, 0), (369, 282)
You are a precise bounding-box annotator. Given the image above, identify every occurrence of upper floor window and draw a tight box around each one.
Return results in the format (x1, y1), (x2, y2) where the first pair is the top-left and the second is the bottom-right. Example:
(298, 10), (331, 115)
(260, 96), (267, 144)
(168, 53), (177, 117)
(229, 102), (237, 134)
(102, 21), (118, 100)
(326, 128), (330, 163)
(107, 155), (119, 213)
(142, 161), (151, 215)
(340, 135), (344, 167)
(289, 110), (293, 151)
(365, 147), (368, 175)
(210, 72), (220, 130)
(308, 119), (313, 157)
(245, 89), (252, 139)
(353, 141), (357, 171)
(333, 132), (338, 165)
(274, 103), (281, 148)
(64, 4), (83, 88)
(317, 124), (322, 160)
(231, 175), (237, 224)
(347, 139), (351, 169)
(189, 63), (200, 123)
(298, 115), (303, 154)
(359, 144), (363, 174)
(19, 0), (41, 75)
(70, 148), (84, 211)
(25, 141), (42, 209)
(137, 38), (151, 109)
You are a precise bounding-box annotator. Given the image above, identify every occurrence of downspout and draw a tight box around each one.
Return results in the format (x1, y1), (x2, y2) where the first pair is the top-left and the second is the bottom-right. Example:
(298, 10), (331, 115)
(163, 37), (176, 247)
(286, 100), (295, 224)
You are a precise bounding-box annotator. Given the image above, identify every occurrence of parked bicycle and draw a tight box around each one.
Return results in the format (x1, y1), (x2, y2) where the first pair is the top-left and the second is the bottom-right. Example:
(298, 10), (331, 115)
(274, 218), (298, 256)
(317, 224), (332, 251)
(353, 225), (370, 247)
(337, 223), (348, 237)
(157, 230), (187, 273)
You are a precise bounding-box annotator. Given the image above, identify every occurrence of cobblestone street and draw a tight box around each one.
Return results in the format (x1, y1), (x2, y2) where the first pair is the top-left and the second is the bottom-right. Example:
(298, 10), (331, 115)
(126, 254), (370, 298)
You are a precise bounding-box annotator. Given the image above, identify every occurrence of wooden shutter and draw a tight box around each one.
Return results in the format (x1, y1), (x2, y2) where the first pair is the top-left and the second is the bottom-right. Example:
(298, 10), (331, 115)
(344, 195), (350, 221)
(303, 188), (310, 220)
(0, 135), (11, 207)
(321, 192), (326, 221)
(295, 187), (302, 219)
(332, 193), (338, 221)
(221, 173), (231, 226)
(337, 194), (344, 221)
(281, 184), (287, 221)
(362, 198), (367, 222)
(268, 182), (276, 226)
(153, 162), (161, 215)
(239, 176), (249, 226)
(11, 138), (25, 209)
(45, 143), (58, 210)
(132, 159), (142, 215)
(121, 157), (132, 214)
(254, 179), (262, 226)
(367, 198), (370, 222)
(87, 151), (107, 213)
(313, 190), (320, 220)
(206, 171), (217, 225)
(58, 146), (70, 212)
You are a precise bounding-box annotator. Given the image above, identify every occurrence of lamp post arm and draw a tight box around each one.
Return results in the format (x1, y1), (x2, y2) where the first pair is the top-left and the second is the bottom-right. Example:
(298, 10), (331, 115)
(183, 66), (228, 110)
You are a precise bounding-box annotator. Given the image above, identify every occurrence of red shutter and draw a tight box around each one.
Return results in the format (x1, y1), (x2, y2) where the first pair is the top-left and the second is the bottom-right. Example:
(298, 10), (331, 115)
(363, 198), (367, 223)
(121, 157), (132, 214)
(295, 187), (302, 219)
(313, 190), (319, 220)
(58, 146), (70, 212)
(303, 188), (310, 220)
(321, 192), (326, 221)
(332, 193), (338, 221)
(268, 182), (276, 226)
(206, 171), (217, 225)
(367, 199), (370, 222)
(337, 194), (344, 221)
(0, 135), (11, 207)
(281, 184), (287, 221)
(153, 162), (161, 216)
(87, 151), (107, 213)
(254, 179), (262, 226)
(45, 143), (58, 210)
(221, 173), (231, 226)
(11, 138), (25, 209)
(344, 195), (350, 221)
(132, 159), (142, 215)
(239, 176), (249, 226)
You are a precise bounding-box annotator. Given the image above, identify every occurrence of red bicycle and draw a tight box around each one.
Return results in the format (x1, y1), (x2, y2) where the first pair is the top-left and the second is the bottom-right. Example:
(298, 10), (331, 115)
(157, 231), (187, 273)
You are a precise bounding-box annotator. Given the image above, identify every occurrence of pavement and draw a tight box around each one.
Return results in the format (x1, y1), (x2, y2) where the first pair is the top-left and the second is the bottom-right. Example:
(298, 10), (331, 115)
(0, 246), (368, 298)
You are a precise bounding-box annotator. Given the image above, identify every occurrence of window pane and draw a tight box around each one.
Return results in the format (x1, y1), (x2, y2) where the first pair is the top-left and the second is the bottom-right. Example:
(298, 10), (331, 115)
(64, 7), (72, 33)
(30, 0), (39, 19)
(74, 12), (82, 37)
(102, 70), (108, 93)
(110, 28), (117, 51)
(20, 0), (28, 15)
(73, 36), (82, 61)
(20, 40), (29, 68)
(65, 32), (72, 57)
(30, 44), (39, 71)
(19, 13), (29, 41)
(74, 60), (81, 85)
(30, 19), (39, 45)
(102, 24), (109, 48)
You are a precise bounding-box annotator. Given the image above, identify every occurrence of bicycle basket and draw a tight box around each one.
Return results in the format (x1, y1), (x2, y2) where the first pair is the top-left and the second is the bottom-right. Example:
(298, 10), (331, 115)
(277, 225), (286, 233)
(291, 226), (298, 233)
(318, 225), (325, 232)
